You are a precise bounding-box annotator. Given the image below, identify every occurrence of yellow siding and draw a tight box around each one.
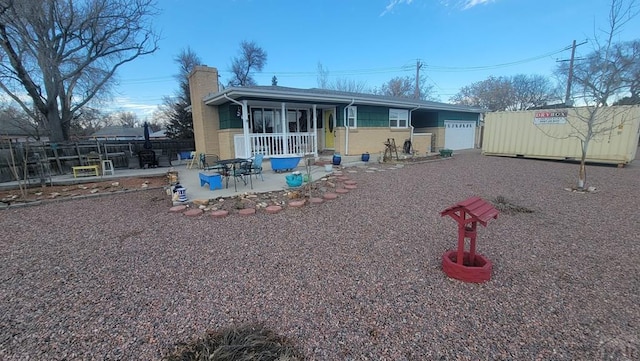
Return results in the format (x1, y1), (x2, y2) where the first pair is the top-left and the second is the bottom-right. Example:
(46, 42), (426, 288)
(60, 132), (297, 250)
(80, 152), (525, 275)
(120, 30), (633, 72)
(417, 127), (445, 151)
(217, 129), (242, 160)
(483, 106), (640, 164)
(412, 133), (433, 155)
(334, 127), (411, 155)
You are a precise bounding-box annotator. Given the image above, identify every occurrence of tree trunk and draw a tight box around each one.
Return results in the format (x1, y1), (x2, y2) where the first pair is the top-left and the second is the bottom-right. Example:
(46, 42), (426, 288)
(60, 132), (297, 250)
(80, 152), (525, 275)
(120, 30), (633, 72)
(577, 140), (588, 190)
(577, 160), (586, 190)
(46, 108), (65, 143)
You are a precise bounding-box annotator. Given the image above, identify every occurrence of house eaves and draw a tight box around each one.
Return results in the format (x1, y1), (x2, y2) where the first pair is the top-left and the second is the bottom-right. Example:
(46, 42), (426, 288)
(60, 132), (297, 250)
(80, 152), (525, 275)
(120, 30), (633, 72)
(203, 86), (483, 113)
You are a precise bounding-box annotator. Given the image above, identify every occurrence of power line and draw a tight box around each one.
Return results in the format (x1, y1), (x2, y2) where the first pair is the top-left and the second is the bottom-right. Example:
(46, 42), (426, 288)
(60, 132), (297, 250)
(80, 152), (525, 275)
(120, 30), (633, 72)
(422, 44), (576, 72)
(119, 76), (174, 85)
(118, 44), (579, 89)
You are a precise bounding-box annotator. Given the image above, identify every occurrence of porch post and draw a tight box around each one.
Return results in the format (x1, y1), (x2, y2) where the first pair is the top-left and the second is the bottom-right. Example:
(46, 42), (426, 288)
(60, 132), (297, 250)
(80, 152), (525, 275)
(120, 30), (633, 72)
(312, 104), (318, 155)
(281, 102), (287, 154)
(242, 100), (250, 158)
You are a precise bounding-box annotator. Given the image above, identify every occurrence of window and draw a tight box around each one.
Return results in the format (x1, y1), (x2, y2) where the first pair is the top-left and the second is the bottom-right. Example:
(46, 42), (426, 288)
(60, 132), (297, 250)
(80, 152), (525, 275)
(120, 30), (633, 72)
(252, 110), (263, 133)
(250, 109), (274, 133)
(251, 107), (311, 133)
(287, 109), (309, 132)
(316, 109), (323, 128)
(346, 106), (357, 128)
(389, 109), (409, 128)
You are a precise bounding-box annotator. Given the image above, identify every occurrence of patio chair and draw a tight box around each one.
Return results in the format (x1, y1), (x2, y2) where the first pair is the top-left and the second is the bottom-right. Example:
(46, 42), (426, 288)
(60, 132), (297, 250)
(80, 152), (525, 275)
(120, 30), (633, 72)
(248, 153), (264, 181)
(228, 160), (252, 189)
(85, 151), (102, 172)
(202, 154), (220, 169)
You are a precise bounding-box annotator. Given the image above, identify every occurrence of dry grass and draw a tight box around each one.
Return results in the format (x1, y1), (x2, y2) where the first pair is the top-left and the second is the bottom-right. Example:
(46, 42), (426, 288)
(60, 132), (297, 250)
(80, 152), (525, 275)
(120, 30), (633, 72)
(492, 195), (535, 215)
(163, 324), (304, 361)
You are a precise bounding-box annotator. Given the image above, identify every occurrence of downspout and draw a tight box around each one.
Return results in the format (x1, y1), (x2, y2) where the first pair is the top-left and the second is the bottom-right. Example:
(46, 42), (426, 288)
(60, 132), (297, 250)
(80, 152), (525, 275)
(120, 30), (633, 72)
(281, 103), (287, 155)
(344, 99), (355, 155)
(477, 113), (484, 149)
(409, 105), (420, 154)
(312, 104), (318, 156)
(224, 94), (250, 158)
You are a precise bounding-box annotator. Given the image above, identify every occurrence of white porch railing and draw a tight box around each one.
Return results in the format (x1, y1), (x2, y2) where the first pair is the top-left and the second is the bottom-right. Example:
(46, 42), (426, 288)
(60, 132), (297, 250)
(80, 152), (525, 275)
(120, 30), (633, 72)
(234, 132), (317, 158)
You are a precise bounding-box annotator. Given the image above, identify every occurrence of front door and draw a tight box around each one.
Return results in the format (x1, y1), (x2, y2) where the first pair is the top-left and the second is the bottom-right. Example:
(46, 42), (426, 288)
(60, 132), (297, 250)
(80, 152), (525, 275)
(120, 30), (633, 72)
(324, 109), (335, 149)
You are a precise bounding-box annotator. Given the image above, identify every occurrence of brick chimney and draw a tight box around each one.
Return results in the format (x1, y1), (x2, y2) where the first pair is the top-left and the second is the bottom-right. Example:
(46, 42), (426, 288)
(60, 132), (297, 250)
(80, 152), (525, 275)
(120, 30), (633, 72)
(189, 66), (220, 156)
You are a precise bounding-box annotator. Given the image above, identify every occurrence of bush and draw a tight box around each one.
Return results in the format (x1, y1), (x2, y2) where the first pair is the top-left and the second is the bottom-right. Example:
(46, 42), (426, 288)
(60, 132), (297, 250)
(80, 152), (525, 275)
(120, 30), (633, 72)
(163, 324), (305, 361)
(492, 195), (534, 215)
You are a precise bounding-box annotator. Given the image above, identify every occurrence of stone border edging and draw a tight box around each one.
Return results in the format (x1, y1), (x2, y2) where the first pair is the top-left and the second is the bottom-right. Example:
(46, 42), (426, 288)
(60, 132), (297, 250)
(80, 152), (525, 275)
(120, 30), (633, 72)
(0, 186), (166, 210)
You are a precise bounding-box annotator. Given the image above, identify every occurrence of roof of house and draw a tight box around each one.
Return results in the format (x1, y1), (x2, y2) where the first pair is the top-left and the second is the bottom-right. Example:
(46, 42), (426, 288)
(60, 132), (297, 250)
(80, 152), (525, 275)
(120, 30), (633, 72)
(203, 86), (484, 113)
(0, 117), (32, 136)
(90, 126), (144, 138)
(149, 129), (166, 138)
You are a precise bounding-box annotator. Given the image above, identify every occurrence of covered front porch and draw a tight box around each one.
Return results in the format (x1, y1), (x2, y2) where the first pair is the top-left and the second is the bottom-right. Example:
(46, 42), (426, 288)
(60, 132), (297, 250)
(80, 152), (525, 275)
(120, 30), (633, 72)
(224, 99), (339, 159)
(234, 132), (317, 158)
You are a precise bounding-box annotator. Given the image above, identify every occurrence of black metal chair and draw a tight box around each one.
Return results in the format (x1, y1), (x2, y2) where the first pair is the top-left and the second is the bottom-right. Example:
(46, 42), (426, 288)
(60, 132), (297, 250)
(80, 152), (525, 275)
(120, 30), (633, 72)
(202, 154), (220, 169)
(232, 160), (252, 187)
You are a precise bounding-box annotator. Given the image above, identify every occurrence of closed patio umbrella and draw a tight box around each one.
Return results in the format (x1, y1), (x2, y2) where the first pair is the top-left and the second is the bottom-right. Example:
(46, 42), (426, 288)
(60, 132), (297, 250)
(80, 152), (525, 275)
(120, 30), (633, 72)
(143, 122), (152, 149)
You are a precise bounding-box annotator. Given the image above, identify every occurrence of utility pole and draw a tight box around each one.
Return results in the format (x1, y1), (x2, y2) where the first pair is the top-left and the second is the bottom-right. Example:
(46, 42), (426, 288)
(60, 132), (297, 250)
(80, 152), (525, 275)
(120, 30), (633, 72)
(415, 59), (423, 99)
(559, 40), (587, 106)
(565, 40), (577, 106)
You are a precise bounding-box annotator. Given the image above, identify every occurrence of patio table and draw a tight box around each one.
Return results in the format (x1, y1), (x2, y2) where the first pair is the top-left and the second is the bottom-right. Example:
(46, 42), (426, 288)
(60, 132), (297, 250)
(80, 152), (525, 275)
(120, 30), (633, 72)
(215, 158), (252, 191)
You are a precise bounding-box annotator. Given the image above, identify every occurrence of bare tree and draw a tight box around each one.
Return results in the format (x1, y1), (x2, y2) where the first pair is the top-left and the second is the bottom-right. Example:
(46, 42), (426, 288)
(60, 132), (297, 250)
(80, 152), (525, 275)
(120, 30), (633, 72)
(115, 111), (139, 128)
(551, 0), (638, 190)
(142, 118), (163, 132)
(164, 47), (201, 139)
(0, 0), (159, 142)
(378, 76), (413, 97)
(69, 107), (113, 139)
(315, 63), (369, 93)
(0, 104), (42, 140)
(451, 76), (515, 111)
(317, 62), (330, 89)
(510, 74), (559, 110)
(612, 39), (640, 104)
(228, 41), (267, 87)
(333, 78), (369, 93)
(451, 74), (558, 111)
(377, 75), (437, 101)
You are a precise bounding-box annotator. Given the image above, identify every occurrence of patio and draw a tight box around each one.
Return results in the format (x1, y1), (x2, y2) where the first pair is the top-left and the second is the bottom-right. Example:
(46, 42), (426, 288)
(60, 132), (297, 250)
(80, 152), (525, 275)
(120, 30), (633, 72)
(0, 154), (370, 202)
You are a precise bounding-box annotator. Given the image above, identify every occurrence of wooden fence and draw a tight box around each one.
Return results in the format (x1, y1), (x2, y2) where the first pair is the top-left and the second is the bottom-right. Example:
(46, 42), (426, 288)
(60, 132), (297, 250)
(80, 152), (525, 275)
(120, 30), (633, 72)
(0, 139), (195, 183)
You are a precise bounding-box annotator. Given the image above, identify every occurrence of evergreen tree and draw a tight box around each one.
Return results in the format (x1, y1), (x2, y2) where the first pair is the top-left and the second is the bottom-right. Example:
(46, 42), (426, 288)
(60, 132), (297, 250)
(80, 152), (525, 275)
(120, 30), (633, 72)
(164, 47), (201, 139)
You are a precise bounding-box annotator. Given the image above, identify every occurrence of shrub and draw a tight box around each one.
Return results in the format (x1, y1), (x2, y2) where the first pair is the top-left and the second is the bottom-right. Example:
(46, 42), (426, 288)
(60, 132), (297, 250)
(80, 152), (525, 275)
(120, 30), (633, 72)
(492, 195), (534, 215)
(163, 324), (305, 361)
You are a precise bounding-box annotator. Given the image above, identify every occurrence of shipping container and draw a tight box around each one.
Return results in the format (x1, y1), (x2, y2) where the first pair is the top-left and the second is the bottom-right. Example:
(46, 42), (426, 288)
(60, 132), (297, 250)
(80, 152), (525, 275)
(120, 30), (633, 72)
(482, 106), (640, 166)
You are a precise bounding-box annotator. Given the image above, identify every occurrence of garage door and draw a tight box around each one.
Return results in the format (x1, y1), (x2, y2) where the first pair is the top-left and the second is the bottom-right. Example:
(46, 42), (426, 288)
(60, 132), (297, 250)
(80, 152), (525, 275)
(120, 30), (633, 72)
(444, 120), (476, 150)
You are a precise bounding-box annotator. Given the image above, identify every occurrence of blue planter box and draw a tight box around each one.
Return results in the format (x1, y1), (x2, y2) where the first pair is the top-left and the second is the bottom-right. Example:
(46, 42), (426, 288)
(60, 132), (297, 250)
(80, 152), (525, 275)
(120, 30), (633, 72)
(270, 155), (301, 172)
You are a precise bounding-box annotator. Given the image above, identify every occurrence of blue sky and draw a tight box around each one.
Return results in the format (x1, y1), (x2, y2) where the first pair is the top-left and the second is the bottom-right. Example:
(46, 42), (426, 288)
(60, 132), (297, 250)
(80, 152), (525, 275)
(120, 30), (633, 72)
(114, 0), (640, 120)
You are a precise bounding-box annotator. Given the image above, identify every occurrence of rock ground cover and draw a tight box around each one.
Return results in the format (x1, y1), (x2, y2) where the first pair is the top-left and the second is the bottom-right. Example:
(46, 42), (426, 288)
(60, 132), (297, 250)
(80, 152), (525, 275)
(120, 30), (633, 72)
(0, 176), (168, 206)
(1, 151), (638, 360)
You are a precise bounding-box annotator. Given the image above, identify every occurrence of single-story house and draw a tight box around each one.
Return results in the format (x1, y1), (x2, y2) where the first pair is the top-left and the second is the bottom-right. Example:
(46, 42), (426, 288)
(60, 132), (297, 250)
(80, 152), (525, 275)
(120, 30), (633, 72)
(89, 126), (145, 141)
(0, 117), (48, 143)
(149, 129), (167, 139)
(189, 66), (483, 160)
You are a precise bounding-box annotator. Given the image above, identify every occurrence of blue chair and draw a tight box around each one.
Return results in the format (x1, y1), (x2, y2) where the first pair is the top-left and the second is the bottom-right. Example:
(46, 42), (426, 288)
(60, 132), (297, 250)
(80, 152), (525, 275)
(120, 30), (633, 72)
(249, 154), (264, 181)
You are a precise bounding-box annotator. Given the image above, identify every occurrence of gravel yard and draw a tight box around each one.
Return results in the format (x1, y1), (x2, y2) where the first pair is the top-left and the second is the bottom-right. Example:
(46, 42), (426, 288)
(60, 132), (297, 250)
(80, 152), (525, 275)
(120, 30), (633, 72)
(1, 150), (638, 360)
